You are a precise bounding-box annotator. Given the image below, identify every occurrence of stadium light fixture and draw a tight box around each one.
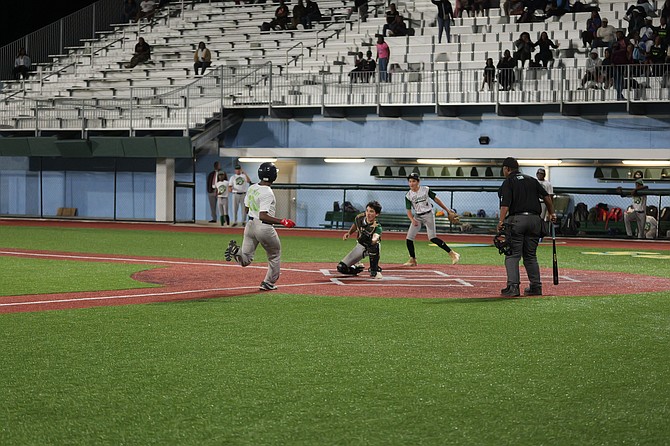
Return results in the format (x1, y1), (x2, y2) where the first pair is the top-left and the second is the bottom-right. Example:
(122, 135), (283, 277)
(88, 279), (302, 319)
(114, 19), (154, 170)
(238, 157), (277, 163)
(323, 158), (366, 163)
(416, 159), (461, 165)
(621, 160), (670, 166)
(517, 159), (562, 166)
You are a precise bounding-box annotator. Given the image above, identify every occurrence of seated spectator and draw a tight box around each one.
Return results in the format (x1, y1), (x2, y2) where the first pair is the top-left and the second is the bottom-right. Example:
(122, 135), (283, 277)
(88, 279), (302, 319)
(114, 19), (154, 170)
(291, 0), (306, 29)
(385, 3), (400, 25)
(347, 0), (369, 23)
(360, 50), (376, 82)
(459, 0), (475, 17)
(269, 0), (290, 30)
(582, 10), (602, 48)
(13, 48), (31, 80)
(473, 0), (491, 17)
(193, 41), (212, 76)
(592, 17), (616, 49)
(513, 32), (534, 67)
(639, 16), (655, 44)
(533, 31), (559, 68)
(121, 0), (138, 23)
(481, 57), (495, 90)
(124, 37), (151, 68)
(385, 15), (408, 37)
(348, 52), (364, 82)
(662, 0), (670, 22)
(624, 0), (656, 21)
(580, 49), (602, 88)
(656, 16), (668, 43)
(627, 10), (647, 38)
(646, 35), (668, 75)
(497, 49), (516, 90)
(136, 0), (157, 21)
(304, 0), (322, 29)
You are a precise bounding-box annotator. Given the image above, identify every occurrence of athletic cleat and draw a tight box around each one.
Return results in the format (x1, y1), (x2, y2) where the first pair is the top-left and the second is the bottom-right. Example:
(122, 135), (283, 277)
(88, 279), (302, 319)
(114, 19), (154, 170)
(259, 281), (278, 291)
(370, 271), (383, 280)
(449, 251), (461, 265)
(403, 257), (418, 267)
(224, 239), (239, 261)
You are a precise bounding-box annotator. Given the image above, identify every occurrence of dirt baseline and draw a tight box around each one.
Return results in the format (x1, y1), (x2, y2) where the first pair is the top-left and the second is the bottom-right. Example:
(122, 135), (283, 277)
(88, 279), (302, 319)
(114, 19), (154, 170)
(2, 249), (669, 313)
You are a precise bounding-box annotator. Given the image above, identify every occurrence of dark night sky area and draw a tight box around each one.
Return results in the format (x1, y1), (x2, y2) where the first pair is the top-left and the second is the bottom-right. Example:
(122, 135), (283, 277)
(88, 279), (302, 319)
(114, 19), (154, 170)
(1, 1), (99, 45)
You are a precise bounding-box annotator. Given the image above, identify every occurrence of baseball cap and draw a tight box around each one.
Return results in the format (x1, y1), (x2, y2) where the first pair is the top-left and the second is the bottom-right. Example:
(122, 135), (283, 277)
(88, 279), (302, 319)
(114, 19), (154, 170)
(234, 164), (241, 169)
(590, 48), (599, 55)
(635, 178), (644, 185)
(502, 157), (519, 170)
(408, 172), (420, 181)
(537, 167), (546, 174)
(602, 18), (608, 22)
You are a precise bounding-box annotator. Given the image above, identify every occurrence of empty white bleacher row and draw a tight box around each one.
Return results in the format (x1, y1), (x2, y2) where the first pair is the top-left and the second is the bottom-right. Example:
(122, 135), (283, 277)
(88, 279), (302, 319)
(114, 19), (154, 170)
(0, 0), (668, 132)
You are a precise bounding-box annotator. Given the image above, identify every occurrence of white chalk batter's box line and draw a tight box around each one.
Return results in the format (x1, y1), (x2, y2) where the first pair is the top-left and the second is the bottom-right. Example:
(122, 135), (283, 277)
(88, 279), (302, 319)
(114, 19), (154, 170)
(319, 268), (580, 287)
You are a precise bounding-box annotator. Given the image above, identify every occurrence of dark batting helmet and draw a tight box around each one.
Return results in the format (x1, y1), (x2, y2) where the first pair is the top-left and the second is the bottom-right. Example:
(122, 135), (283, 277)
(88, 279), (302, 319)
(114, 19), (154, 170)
(258, 162), (278, 183)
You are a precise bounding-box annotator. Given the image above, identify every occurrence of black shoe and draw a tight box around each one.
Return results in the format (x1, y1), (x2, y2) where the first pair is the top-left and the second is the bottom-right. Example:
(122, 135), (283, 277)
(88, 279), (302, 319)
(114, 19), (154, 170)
(524, 286), (543, 296)
(224, 239), (239, 261)
(209, 219), (216, 223)
(500, 284), (520, 297)
(259, 281), (278, 291)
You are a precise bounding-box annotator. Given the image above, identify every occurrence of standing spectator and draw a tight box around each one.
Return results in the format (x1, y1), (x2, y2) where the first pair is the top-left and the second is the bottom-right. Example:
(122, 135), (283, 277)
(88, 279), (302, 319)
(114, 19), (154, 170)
(193, 41), (212, 76)
(592, 17), (616, 49)
(481, 57), (495, 90)
(646, 35), (668, 76)
(600, 47), (614, 88)
(662, 0), (670, 22)
(121, 0), (138, 23)
(533, 31), (559, 68)
(124, 37), (151, 68)
(291, 0), (306, 29)
(206, 161), (221, 223)
(348, 0), (369, 22)
(136, 0), (157, 21)
(304, 0), (322, 28)
(361, 50), (376, 82)
(618, 178), (648, 239)
(229, 164), (252, 226)
(376, 35), (391, 82)
(580, 48), (602, 88)
(13, 48), (31, 80)
(535, 168), (553, 220)
(497, 49), (516, 90)
(656, 16), (668, 44)
(497, 157), (556, 297)
(513, 32), (534, 68)
(224, 163), (296, 292)
(611, 30), (630, 99)
(473, 0), (491, 17)
(215, 172), (230, 226)
(582, 10), (602, 48)
(432, 0), (454, 44)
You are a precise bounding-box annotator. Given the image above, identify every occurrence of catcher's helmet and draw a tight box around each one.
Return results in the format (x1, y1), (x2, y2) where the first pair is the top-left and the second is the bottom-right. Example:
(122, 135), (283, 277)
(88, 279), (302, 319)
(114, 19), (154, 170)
(258, 162), (278, 183)
(493, 224), (513, 256)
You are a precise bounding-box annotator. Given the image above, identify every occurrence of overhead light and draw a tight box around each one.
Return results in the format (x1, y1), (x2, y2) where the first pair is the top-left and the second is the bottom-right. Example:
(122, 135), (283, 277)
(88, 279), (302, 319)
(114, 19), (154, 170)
(621, 160), (670, 166)
(416, 159), (461, 165)
(517, 159), (562, 166)
(324, 158), (366, 163)
(238, 157), (277, 163)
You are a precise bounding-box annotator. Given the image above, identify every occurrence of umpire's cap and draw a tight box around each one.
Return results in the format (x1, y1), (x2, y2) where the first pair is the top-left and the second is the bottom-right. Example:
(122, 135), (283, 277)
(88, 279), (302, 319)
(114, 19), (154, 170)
(502, 157), (519, 170)
(407, 172), (420, 181)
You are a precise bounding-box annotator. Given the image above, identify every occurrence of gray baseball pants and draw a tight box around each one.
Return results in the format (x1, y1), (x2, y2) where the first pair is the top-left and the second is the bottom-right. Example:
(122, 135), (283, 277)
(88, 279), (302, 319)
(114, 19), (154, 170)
(624, 210), (646, 239)
(406, 212), (436, 240)
(235, 218), (282, 285)
(232, 193), (247, 224)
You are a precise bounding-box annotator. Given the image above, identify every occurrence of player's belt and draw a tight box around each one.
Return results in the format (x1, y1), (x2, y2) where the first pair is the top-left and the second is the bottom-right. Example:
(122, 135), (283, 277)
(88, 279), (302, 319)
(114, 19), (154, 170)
(511, 212), (538, 216)
(248, 216), (272, 225)
(233, 192), (245, 194)
(417, 210), (432, 216)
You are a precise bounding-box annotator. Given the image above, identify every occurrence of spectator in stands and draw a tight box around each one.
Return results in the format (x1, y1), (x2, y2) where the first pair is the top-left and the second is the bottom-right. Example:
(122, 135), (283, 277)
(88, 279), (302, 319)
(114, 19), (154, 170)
(13, 48), (31, 80)
(497, 49), (516, 90)
(473, 0), (491, 17)
(656, 16), (668, 44)
(348, 0), (369, 23)
(627, 10), (647, 38)
(513, 32), (534, 67)
(385, 3), (400, 26)
(348, 51), (365, 82)
(193, 41), (212, 76)
(385, 14), (408, 37)
(591, 17), (616, 49)
(582, 10), (602, 48)
(376, 35), (391, 82)
(361, 50), (376, 82)
(662, 0), (670, 22)
(580, 48), (602, 88)
(304, 0), (322, 28)
(291, 0), (306, 29)
(481, 57), (496, 90)
(269, 0), (290, 30)
(136, 0), (157, 21)
(459, 0), (474, 17)
(121, 0), (138, 23)
(124, 37), (151, 68)
(534, 31), (559, 68)
(600, 47), (614, 88)
(624, 0), (656, 22)
(432, 0), (455, 44)
(646, 35), (668, 75)
(639, 16), (656, 44)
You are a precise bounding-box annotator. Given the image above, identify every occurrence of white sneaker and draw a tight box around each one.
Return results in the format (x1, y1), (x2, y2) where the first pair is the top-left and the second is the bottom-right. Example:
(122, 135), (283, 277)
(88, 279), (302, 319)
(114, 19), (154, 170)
(403, 257), (418, 266)
(371, 271), (383, 280)
(449, 251), (461, 265)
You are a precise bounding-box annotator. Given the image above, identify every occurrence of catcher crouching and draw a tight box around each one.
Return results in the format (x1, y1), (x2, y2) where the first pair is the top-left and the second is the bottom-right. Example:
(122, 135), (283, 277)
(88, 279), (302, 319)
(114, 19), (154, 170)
(337, 201), (383, 279)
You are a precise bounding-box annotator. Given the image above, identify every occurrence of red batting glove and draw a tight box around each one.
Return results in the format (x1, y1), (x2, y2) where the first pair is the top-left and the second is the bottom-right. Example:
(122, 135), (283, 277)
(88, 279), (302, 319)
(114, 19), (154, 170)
(281, 218), (296, 228)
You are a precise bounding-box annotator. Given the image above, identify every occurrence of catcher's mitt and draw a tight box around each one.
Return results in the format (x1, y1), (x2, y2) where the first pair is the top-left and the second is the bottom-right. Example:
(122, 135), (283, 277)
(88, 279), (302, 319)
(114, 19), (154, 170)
(447, 211), (461, 225)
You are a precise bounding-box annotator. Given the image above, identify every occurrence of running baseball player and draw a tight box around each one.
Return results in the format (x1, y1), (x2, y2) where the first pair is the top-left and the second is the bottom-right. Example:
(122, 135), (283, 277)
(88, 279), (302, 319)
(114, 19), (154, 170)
(337, 200), (383, 279)
(224, 162), (296, 291)
(403, 173), (460, 266)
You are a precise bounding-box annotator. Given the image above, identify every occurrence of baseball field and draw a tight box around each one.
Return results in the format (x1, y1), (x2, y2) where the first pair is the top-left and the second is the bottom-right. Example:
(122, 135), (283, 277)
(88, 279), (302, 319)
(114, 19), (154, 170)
(1, 219), (670, 445)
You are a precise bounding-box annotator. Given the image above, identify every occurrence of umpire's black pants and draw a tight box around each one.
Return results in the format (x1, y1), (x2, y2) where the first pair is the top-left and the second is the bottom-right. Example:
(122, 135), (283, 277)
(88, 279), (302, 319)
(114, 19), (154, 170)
(504, 214), (542, 288)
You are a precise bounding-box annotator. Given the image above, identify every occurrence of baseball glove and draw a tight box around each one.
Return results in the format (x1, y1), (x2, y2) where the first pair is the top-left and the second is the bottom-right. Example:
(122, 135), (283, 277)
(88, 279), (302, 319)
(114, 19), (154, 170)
(447, 211), (461, 225)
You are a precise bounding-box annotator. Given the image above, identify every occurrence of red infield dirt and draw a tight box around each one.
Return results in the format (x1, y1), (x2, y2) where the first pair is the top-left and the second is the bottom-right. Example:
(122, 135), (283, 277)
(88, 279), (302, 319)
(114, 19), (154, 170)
(1, 219), (670, 314)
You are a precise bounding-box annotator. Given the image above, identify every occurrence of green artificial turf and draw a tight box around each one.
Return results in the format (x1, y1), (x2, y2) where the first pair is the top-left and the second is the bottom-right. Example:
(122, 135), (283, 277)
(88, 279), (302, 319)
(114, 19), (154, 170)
(1, 224), (670, 445)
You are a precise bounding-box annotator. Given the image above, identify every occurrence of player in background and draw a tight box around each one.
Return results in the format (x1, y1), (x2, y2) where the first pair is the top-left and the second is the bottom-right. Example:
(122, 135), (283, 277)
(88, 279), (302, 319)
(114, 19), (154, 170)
(224, 162), (296, 291)
(214, 172), (230, 226)
(403, 173), (460, 267)
(228, 164), (251, 226)
(535, 168), (553, 220)
(337, 201), (384, 279)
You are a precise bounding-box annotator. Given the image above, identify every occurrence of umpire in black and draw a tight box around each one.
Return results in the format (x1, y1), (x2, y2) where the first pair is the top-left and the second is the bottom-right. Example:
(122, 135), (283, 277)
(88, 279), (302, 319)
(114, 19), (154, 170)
(497, 157), (556, 297)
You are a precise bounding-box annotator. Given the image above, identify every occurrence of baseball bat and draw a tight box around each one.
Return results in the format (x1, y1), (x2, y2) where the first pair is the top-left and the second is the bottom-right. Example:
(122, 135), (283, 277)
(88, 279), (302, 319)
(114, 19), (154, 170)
(552, 222), (559, 285)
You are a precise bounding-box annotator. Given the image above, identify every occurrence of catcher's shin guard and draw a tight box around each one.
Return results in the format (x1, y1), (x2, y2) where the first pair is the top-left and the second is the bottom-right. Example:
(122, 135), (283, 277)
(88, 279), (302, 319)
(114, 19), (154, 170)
(338, 262), (362, 275)
(368, 244), (381, 276)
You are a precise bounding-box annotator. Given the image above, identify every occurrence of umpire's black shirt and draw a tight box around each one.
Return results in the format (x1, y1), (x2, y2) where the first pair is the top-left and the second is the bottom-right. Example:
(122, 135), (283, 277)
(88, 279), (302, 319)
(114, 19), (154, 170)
(498, 170), (549, 215)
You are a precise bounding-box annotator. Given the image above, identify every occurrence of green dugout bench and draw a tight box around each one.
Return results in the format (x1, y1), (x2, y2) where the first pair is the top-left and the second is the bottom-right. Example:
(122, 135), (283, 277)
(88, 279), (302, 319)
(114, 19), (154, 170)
(323, 211), (499, 234)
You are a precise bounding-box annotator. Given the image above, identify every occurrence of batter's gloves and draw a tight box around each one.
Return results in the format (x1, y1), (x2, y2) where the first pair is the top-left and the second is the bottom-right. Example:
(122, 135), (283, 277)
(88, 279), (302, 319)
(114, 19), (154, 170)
(281, 218), (296, 228)
(447, 211), (461, 225)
